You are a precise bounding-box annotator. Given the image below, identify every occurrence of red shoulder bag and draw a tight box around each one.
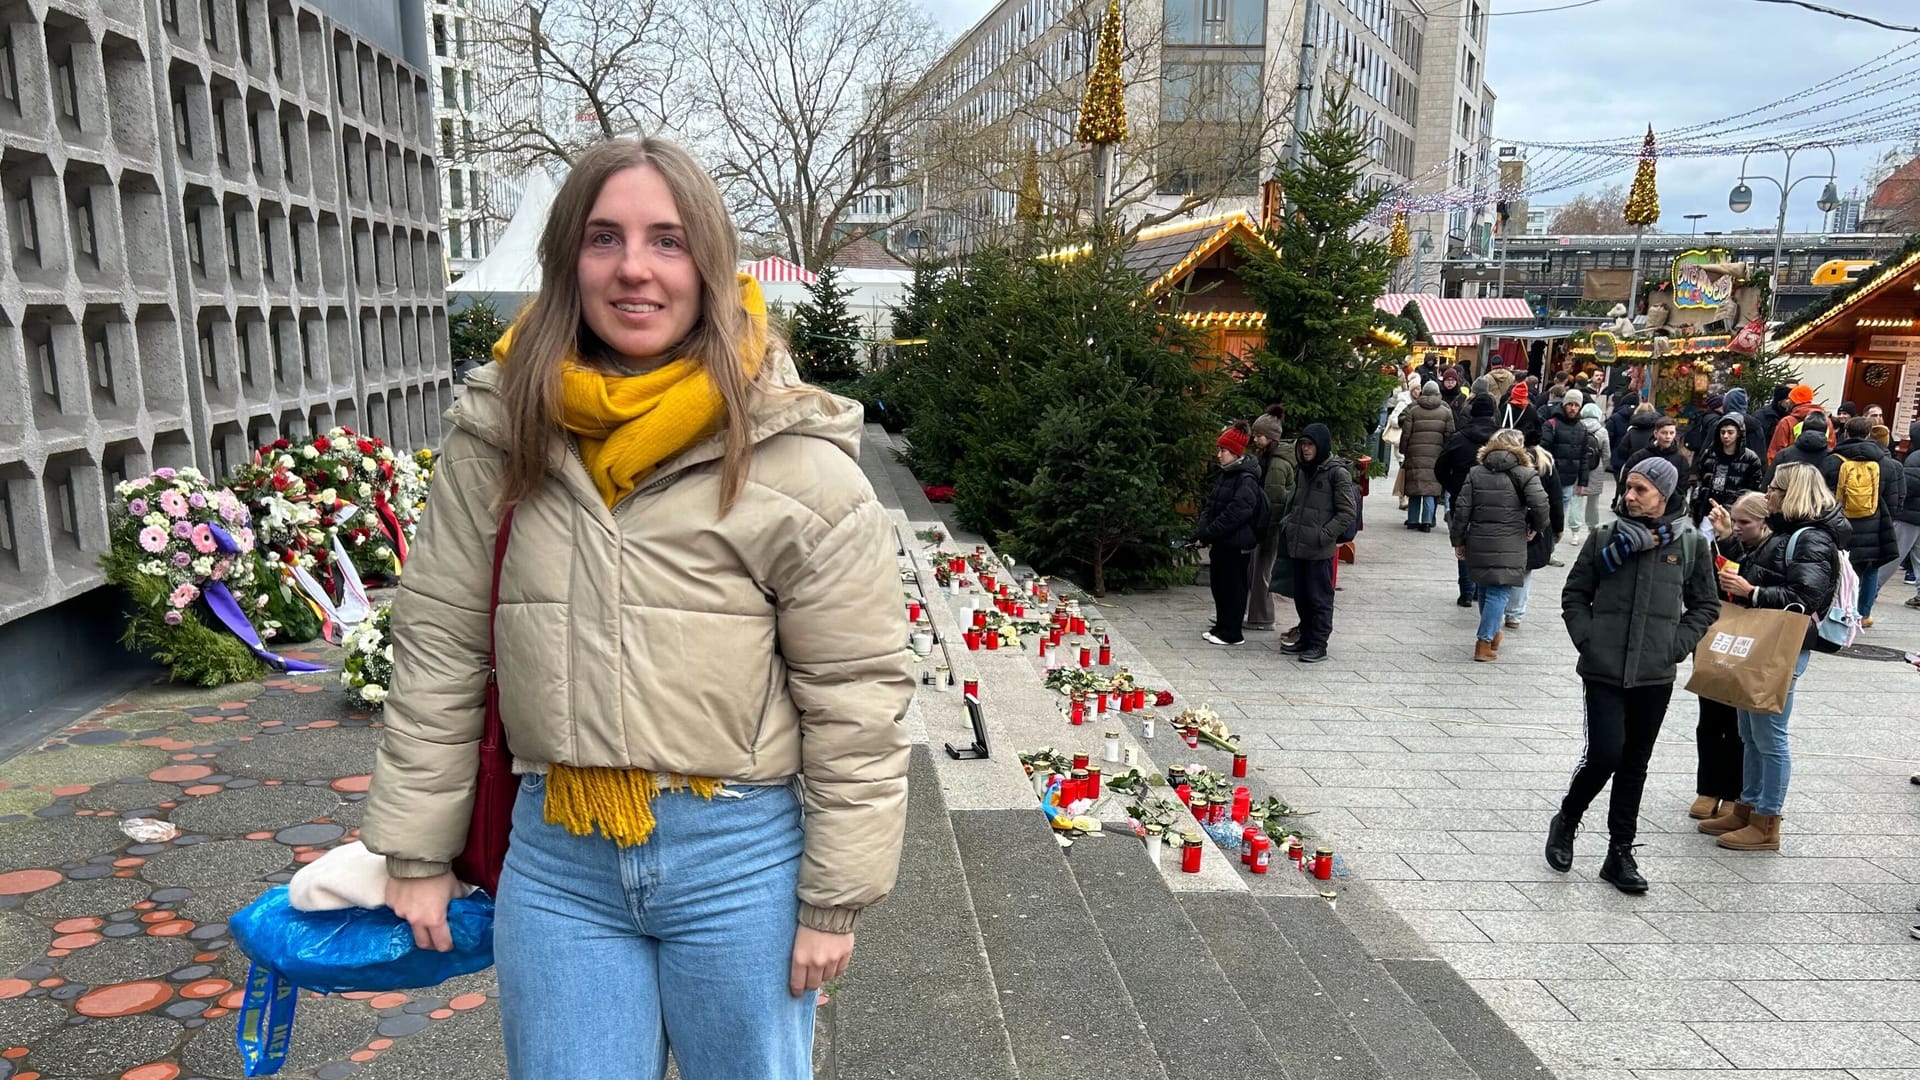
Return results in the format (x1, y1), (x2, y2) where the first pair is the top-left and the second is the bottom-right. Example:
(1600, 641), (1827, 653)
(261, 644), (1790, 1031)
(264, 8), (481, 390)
(451, 505), (517, 895)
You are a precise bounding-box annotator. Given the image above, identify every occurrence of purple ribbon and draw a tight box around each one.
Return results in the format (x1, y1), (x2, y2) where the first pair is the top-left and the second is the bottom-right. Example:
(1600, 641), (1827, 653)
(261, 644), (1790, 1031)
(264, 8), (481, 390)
(202, 523), (327, 674)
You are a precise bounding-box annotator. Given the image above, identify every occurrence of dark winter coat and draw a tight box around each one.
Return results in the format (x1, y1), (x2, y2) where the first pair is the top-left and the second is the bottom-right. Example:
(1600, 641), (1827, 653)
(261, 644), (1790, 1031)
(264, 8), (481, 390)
(1726, 508), (1851, 653)
(1500, 399), (1543, 445)
(1724, 389), (1768, 454)
(1684, 408), (1723, 458)
(1396, 386), (1456, 497)
(1437, 413), (1498, 499)
(1561, 514), (1720, 689)
(1605, 401), (1637, 469)
(1767, 401), (1824, 464)
(1196, 455), (1264, 552)
(1542, 412), (1595, 490)
(1819, 438), (1904, 567)
(1772, 422), (1834, 475)
(1280, 425), (1357, 563)
(1614, 411), (1659, 473)
(1257, 443), (1300, 542)
(1449, 448), (1551, 587)
(1690, 414), (1766, 521)
(1620, 440), (1692, 512)
(1900, 421), (1920, 528)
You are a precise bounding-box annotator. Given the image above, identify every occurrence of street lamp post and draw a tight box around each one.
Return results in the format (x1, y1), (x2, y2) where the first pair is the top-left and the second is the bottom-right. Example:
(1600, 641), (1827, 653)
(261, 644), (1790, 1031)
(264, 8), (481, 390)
(1684, 212), (1707, 236)
(1729, 142), (1840, 327)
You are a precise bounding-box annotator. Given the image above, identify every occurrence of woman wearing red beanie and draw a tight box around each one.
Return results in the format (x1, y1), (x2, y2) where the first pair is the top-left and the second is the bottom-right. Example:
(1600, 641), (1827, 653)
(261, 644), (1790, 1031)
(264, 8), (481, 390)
(1194, 424), (1264, 645)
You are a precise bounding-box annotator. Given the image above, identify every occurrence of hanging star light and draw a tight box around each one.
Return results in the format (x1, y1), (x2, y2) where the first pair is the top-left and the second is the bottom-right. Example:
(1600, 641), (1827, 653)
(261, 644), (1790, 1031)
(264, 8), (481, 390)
(1076, 0), (1127, 145)
(1387, 211), (1411, 258)
(1624, 126), (1661, 228)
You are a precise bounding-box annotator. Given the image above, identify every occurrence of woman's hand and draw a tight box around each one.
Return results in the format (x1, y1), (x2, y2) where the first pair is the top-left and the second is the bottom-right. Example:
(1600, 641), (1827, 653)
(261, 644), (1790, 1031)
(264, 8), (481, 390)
(1717, 569), (1754, 599)
(790, 925), (853, 998)
(1706, 501), (1732, 537)
(386, 873), (463, 952)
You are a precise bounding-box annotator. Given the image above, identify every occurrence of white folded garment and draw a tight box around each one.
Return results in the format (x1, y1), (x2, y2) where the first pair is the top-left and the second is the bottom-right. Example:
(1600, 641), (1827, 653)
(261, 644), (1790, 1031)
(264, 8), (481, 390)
(287, 841), (477, 912)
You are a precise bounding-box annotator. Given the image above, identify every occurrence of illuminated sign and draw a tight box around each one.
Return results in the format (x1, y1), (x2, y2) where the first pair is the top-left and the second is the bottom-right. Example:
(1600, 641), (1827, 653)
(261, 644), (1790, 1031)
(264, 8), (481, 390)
(1671, 248), (1736, 310)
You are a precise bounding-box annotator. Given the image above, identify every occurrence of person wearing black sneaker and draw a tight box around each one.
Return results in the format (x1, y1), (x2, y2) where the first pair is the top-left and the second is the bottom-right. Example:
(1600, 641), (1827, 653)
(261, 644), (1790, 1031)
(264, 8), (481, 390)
(1548, 456), (1720, 892)
(1195, 424), (1263, 647)
(1277, 424), (1356, 663)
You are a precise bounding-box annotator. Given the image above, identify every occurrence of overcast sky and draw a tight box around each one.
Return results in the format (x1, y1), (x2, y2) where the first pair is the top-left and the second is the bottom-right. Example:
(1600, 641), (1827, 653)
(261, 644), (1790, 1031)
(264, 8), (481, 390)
(932, 0), (1919, 234)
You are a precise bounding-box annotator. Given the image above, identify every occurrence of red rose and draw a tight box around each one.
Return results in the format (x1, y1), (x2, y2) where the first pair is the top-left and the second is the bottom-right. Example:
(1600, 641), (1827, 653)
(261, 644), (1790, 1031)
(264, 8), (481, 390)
(357, 440), (375, 455)
(313, 437), (331, 452)
(273, 438), (290, 450)
(1154, 690), (1175, 706)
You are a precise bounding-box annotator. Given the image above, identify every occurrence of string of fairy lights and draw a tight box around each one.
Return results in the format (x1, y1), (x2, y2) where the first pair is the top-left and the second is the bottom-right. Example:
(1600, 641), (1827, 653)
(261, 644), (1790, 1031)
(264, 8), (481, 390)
(1371, 38), (1920, 223)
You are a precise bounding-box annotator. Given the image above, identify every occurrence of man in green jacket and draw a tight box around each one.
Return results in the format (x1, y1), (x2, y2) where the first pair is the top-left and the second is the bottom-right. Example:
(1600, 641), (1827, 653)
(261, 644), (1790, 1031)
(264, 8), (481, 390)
(1548, 456), (1720, 893)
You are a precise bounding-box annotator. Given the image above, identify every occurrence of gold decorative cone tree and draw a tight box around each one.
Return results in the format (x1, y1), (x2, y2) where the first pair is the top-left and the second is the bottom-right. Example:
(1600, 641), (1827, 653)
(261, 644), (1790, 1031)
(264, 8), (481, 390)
(1624, 127), (1660, 227)
(1076, 0), (1127, 145)
(1017, 153), (1043, 222)
(1387, 211), (1411, 258)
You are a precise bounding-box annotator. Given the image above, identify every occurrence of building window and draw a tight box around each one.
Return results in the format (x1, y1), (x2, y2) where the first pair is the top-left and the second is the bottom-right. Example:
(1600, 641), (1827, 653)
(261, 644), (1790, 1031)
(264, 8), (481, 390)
(238, 0), (254, 62)
(216, 102), (232, 164)
(90, 329), (112, 392)
(1163, 0), (1265, 46)
(462, 70), (473, 110)
(173, 86), (193, 152)
(35, 336), (58, 403)
(273, 330), (289, 382)
(0, 485), (14, 557)
(161, 0), (180, 31)
(226, 212), (242, 272)
(442, 67), (456, 109)
(202, 0), (219, 47)
(71, 190), (96, 265)
(199, 328), (216, 381)
(449, 171), (462, 210)
(12, 191), (38, 257)
(0, 27), (18, 107)
(186, 211), (206, 270)
(440, 117), (454, 158)
(470, 219), (481, 258)
(456, 18), (467, 58)
(261, 224), (275, 278)
(433, 15), (447, 56)
(292, 228), (306, 282)
(449, 222), (463, 259)
(52, 46), (78, 122)
(55, 480), (76, 538)
(248, 109), (264, 174)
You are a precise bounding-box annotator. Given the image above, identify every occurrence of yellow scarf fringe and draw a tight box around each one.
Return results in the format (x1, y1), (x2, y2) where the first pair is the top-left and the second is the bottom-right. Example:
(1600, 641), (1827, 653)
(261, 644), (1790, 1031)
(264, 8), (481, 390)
(544, 764), (724, 847)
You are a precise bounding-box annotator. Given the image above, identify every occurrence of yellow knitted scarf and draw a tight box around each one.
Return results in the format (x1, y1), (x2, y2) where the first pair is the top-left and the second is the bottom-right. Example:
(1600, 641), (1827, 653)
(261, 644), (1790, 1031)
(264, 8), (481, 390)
(492, 273), (769, 846)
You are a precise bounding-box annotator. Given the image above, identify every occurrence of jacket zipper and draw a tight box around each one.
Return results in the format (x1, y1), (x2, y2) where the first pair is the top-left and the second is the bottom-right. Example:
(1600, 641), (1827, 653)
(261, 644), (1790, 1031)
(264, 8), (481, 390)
(567, 436), (677, 518)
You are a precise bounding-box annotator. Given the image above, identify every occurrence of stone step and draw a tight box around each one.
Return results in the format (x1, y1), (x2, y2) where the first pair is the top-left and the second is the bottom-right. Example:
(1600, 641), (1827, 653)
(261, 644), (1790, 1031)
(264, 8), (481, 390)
(1258, 897), (1478, 1080)
(859, 423), (908, 511)
(874, 433), (946, 525)
(951, 808), (1170, 1080)
(1376, 958), (1556, 1080)
(1179, 891), (1385, 1080)
(1064, 831), (1291, 1079)
(832, 745), (1018, 1080)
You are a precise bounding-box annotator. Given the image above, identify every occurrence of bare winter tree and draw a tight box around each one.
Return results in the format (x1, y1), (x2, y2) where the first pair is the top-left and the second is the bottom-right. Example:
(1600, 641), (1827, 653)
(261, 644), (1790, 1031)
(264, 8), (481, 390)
(1548, 185), (1634, 235)
(679, 0), (942, 269)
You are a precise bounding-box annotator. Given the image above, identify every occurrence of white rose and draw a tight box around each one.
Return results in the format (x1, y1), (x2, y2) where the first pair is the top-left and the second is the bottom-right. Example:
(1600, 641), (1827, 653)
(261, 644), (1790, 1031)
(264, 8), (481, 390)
(279, 455), (295, 469)
(318, 489), (337, 505)
(358, 484), (373, 500)
(335, 467), (349, 481)
(362, 459), (379, 474)
(382, 644), (393, 662)
(360, 684), (388, 705)
(301, 446), (319, 459)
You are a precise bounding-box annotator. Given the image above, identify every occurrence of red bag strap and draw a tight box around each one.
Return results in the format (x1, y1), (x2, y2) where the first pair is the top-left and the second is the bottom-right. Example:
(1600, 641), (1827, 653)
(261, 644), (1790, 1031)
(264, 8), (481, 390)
(482, 506), (516, 749)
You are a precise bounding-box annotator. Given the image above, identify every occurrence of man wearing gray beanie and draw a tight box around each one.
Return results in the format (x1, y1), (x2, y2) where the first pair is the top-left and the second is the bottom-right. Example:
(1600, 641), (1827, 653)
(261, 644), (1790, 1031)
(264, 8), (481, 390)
(1548, 454), (1719, 893)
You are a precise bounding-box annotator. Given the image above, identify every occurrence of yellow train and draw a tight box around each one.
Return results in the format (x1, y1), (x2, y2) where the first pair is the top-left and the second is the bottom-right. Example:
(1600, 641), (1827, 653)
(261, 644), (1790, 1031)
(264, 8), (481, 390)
(1811, 259), (1877, 286)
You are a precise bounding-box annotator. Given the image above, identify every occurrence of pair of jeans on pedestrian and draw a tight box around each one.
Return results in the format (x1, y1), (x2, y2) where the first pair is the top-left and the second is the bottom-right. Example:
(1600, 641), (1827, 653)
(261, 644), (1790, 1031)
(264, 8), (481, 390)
(1856, 562), (1885, 620)
(495, 773), (815, 1079)
(1405, 495), (1436, 527)
(1292, 556), (1335, 650)
(1736, 650), (1811, 816)
(1208, 546), (1253, 643)
(1475, 583), (1514, 641)
(1563, 680), (1674, 845)
(1508, 572), (1532, 623)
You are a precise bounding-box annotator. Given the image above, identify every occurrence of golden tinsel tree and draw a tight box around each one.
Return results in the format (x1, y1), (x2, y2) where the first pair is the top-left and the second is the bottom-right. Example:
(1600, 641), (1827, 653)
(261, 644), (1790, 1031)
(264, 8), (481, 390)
(1624, 126), (1660, 228)
(1017, 153), (1043, 221)
(1076, 0), (1127, 145)
(1387, 211), (1411, 258)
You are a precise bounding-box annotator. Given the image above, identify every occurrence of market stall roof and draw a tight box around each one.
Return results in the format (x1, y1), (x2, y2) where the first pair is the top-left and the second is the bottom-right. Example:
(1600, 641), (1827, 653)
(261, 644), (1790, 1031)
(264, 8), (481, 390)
(1481, 327), (1579, 341)
(740, 255), (818, 284)
(1374, 295), (1533, 346)
(1040, 211), (1277, 298)
(1775, 245), (1920, 356)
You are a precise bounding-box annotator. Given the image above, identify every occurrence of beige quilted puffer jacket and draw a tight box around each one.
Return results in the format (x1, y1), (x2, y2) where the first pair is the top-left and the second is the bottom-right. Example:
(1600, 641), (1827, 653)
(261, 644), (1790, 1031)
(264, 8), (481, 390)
(360, 357), (914, 934)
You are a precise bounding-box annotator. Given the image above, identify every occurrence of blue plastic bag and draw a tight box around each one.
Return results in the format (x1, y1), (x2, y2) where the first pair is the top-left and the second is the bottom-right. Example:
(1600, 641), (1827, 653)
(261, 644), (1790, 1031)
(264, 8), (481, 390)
(228, 886), (495, 1075)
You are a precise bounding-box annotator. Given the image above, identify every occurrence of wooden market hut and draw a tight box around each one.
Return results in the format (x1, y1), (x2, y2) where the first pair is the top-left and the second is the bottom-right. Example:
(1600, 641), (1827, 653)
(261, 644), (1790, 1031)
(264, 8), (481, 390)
(1775, 245), (1920, 446)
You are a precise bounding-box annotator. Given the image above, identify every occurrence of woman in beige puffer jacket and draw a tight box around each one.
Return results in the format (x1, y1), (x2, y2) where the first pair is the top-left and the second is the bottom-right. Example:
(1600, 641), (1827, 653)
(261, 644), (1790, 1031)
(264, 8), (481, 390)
(361, 138), (913, 1077)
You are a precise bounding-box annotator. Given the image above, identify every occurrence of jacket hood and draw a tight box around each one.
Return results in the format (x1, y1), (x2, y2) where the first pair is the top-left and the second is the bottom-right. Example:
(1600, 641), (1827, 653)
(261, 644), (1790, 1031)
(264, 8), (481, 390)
(1833, 438), (1888, 463)
(1221, 455), (1263, 479)
(1481, 447), (1526, 473)
(1712, 413), (1747, 454)
(1297, 423), (1334, 471)
(1772, 506), (1853, 548)
(1580, 403), (1603, 423)
(450, 353), (865, 491)
(1724, 388), (1749, 415)
(1792, 424), (1831, 454)
(1628, 411), (1658, 431)
(1419, 383), (1444, 405)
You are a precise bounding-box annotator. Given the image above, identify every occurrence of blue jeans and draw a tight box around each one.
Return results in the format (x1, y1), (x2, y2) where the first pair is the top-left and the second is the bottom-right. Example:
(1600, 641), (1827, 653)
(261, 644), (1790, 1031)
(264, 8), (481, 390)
(1857, 563), (1883, 619)
(1509, 572), (1532, 622)
(1405, 495), (1436, 526)
(1475, 584), (1514, 641)
(495, 774), (814, 1079)
(1736, 650), (1812, 816)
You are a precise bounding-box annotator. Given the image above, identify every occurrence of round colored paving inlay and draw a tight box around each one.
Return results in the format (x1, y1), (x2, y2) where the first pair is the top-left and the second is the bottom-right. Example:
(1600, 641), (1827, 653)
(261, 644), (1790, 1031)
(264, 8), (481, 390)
(122, 1065), (181, 1080)
(148, 765), (213, 783)
(76, 980), (173, 1018)
(0, 870), (62, 896)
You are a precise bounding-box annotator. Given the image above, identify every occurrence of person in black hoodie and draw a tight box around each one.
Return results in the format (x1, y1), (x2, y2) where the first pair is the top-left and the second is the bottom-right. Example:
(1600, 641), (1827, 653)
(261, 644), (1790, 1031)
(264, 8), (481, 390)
(1195, 425), (1264, 646)
(1438, 394), (1500, 606)
(1752, 384), (1793, 457)
(1772, 412), (1834, 474)
(1613, 403), (1658, 474)
(1723, 388), (1768, 457)
(1690, 412), (1766, 523)
(1820, 415), (1906, 626)
(1620, 415), (1691, 513)
(1277, 424), (1355, 663)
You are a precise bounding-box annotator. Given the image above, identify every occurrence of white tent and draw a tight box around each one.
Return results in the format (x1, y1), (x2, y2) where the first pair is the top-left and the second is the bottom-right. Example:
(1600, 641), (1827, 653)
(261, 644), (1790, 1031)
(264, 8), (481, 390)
(445, 169), (561, 312)
(758, 266), (915, 349)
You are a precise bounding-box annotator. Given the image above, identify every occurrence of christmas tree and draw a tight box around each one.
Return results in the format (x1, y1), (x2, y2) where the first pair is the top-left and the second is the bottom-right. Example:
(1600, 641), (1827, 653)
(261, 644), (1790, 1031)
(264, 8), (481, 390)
(1076, 0), (1126, 145)
(1625, 127), (1660, 229)
(1233, 86), (1397, 450)
(790, 263), (864, 386)
(1399, 299), (1432, 343)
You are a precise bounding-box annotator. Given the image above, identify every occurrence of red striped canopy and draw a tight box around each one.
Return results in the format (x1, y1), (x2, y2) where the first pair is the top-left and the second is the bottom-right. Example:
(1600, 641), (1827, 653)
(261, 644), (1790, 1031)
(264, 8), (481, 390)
(1376, 294), (1533, 346)
(740, 256), (818, 284)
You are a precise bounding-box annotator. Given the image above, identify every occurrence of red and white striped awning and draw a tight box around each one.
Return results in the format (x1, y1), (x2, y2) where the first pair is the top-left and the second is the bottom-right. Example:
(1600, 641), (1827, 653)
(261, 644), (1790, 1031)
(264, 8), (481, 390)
(740, 256), (818, 285)
(1375, 294), (1533, 346)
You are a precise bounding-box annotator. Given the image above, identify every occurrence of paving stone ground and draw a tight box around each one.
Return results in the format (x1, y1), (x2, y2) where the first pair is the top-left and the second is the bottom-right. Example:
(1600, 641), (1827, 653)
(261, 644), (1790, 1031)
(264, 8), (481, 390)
(1096, 485), (1920, 1080)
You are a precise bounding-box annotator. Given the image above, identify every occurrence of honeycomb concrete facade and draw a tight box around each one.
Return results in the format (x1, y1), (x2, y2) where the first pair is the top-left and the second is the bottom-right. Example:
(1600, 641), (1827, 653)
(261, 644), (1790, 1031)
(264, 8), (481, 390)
(0, 0), (450, 630)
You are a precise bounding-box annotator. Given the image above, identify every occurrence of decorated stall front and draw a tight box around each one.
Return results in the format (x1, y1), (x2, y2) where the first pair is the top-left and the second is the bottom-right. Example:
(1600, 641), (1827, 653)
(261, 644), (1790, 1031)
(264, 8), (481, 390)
(1775, 244), (1920, 448)
(1569, 248), (1771, 413)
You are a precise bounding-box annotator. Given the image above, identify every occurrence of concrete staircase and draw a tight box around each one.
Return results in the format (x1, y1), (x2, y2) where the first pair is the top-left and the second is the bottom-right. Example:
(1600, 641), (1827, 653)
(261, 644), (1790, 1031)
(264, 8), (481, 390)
(818, 424), (1559, 1080)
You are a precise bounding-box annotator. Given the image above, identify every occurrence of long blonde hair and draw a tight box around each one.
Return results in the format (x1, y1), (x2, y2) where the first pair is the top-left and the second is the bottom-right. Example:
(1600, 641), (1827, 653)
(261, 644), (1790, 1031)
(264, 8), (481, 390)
(1479, 428), (1525, 461)
(1773, 462), (1836, 523)
(496, 138), (766, 514)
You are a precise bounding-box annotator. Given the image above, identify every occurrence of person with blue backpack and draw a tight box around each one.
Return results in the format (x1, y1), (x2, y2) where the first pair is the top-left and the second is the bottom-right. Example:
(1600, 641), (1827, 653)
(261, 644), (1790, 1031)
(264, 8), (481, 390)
(1698, 462), (1852, 852)
(1195, 423), (1265, 646)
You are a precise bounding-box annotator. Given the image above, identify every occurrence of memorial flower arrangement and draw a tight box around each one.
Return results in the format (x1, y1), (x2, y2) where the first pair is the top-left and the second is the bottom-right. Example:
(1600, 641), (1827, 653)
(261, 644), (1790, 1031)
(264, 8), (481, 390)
(101, 468), (270, 685)
(340, 603), (394, 707)
(282, 428), (409, 582)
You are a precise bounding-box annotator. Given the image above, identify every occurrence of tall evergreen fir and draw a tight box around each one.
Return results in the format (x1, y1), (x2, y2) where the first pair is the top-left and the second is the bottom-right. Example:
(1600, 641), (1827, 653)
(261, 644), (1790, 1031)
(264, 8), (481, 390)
(890, 261), (943, 339)
(790, 263), (864, 385)
(1234, 87), (1397, 450)
(1399, 299), (1432, 344)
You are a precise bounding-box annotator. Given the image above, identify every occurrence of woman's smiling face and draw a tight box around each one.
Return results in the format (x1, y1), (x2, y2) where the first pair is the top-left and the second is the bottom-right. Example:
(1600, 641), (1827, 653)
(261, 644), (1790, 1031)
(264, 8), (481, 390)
(576, 166), (704, 365)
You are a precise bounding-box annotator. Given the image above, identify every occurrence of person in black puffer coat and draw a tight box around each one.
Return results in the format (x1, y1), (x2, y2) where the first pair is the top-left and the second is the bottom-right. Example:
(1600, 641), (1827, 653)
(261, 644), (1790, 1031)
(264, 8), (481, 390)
(1895, 420), (1920, 610)
(1542, 391), (1595, 519)
(1195, 425), (1264, 646)
(1620, 414), (1691, 514)
(1438, 394), (1500, 606)
(1773, 412), (1834, 475)
(1451, 429), (1550, 661)
(1277, 424), (1356, 664)
(1700, 463), (1851, 853)
(1819, 415), (1906, 625)
(1398, 382), (1456, 530)
(1613, 404), (1658, 473)
(1690, 412), (1766, 523)
(1723, 388), (1768, 459)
